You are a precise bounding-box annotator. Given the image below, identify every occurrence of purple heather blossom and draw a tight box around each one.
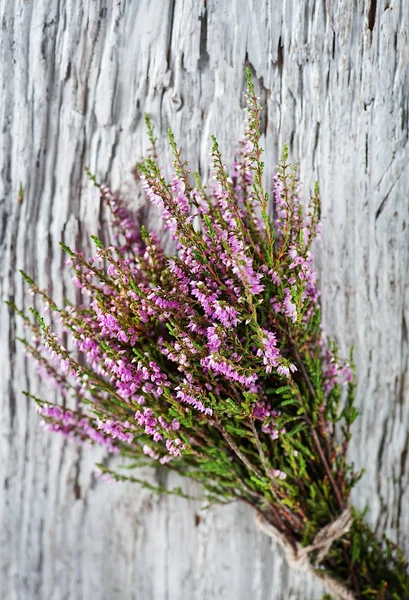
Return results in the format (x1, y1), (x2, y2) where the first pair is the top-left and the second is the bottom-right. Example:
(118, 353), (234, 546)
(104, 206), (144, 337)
(323, 347), (353, 395)
(253, 401), (283, 439)
(257, 329), (281, 373)
(213, 181), (237, 230)
(175, 382), (213, 415)
(37, 404), (64, 420)
(202, 355), (258, 389)
(168, 259), (190, 293)
(277, 364), (297, 378)
(206, 327), (222, 353)
(171, 174), (190, 215)
(211, 301), (238, 328)
(135, 408), (162, 441)
(143, 445), (159, 460)
(283, 288), (297, 323)
(141, 177), (164, 210)
(270, 271), (282, 286)
(166, 438), (186, 457)
(340, 364), (353, 383)
(272, 469), (287, 480)
(94, 468), (116, 484)
(226, 234), (265, 295)
(38, 404), (121, 453)
(273, 173), (287, 236)
(96, 418), (134, 443)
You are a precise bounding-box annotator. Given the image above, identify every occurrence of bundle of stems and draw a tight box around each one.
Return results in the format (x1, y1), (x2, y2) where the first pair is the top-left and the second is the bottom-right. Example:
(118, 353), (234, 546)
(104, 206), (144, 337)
(12, 70), (409, 599)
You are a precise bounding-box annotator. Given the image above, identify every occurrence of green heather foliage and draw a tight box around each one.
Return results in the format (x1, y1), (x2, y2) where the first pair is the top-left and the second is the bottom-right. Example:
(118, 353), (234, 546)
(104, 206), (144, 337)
(12, 70), (409, 598)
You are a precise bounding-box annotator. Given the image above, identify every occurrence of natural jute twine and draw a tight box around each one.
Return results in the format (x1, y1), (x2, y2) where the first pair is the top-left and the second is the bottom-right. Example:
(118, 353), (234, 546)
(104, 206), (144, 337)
(256, 506), (355, 600)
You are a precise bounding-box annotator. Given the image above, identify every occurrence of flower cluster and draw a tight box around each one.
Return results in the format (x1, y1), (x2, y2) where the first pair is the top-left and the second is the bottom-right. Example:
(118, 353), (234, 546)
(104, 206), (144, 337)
(17, 69), (354, 518)
(14, 69), (409, 598)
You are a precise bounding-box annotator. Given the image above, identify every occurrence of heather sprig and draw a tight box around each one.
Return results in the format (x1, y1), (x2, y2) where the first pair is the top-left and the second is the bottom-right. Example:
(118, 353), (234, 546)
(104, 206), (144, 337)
(14, 68), (409, 599)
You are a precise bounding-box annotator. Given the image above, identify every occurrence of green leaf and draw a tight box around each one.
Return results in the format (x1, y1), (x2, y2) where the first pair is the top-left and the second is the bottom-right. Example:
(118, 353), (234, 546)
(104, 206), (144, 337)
(20, 270), (35, 286)
(29, 308), (46, 330)
(279, 398), (299, 408)
(286, 422), (307, 437)
(59, 242), (75, 257)
(90, 235), (104, 250)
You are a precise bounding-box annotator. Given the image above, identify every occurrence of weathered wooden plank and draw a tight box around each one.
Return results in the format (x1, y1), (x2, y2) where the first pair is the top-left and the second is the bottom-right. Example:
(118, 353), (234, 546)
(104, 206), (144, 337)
(0, 1), (408, 598)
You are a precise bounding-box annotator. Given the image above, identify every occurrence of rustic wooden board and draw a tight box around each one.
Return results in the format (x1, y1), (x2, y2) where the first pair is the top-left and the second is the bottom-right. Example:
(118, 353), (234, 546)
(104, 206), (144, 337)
(1, 1), (408, 598)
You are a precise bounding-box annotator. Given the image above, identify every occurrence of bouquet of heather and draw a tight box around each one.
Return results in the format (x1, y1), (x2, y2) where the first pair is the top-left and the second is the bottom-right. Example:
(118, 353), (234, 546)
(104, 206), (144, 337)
(12, 70), (409, 599)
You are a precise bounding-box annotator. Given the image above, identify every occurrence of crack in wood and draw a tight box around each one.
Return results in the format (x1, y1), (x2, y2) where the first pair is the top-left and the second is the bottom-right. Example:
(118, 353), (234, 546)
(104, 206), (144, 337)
(368, 0), (377, 32)
(198, 4), (209, 69)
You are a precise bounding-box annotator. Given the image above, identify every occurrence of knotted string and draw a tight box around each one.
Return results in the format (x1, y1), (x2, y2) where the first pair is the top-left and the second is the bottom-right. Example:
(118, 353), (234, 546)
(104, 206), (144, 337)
(256, 506), (356, 600)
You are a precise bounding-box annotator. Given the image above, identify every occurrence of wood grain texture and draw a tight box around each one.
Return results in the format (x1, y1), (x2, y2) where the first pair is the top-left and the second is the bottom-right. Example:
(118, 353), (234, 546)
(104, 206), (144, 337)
(1, 1), (408, 598)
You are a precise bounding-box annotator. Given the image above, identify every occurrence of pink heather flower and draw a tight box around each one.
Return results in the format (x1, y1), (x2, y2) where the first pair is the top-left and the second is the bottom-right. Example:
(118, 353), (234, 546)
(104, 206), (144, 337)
(143, 445), (159, 460)
(175, 383), (213, 416)
(213, 182), (237, 230)
(277, 364), (297, 378)
(257, 329), (281, 373)
(323, 346), (353, 395)
(171, 174), (190, 215)
(253, 401), (283, 439)
(98, 185), (143, 254)
(190, 283), (219, 318)
(272, 469), (287, 480)
(273, 174), (287, 236)
(96, 418), (134, 443)
(168, 259), (190, 293)
(340, 364), (353, 383)
(39, 404), (64, 420)
(206, 327), (222, 353)
(135, 408), (163, 441)
(60, 358), (69, 373)
(277, 365), (289, 378)
(270, 271), (282, 286)
(211, 301), (238, 328)
(201, 355), (258, 389)
(94, 468), (116, 484)
(166, 438), (186, 457)
(39, 406), (122, 454)
(141, 177), (164, 210)
(224, 233), (265, 295)
(270, 298), (282, 313)
(62, 411), (77, 426)
(283, 288), (297, 323)
(231, 256), (264, 295)
(107, 263), (117, 277)
(241, 136), (254, 155)
(158, 416), (171, 431)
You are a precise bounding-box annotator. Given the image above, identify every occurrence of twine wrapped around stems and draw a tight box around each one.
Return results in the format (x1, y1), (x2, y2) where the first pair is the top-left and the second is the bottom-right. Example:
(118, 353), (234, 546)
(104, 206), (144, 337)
(256, 506), (355, 600)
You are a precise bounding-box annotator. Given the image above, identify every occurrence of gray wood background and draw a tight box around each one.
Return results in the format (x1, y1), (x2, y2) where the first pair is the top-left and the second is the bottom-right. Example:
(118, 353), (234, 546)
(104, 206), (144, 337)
(1, 1), (408, 599)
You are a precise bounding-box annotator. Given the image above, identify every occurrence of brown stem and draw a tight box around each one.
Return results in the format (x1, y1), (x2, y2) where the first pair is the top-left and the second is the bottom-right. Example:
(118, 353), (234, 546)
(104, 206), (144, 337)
(343, 546), (360, 597)
(290, 338), (345, 512)
(311, 429), (344, 511)
(215, 421), (264, 480)
(248, 420), (305, 530)
(220, 429), (306, 535)
(248, 420), (272, 478)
